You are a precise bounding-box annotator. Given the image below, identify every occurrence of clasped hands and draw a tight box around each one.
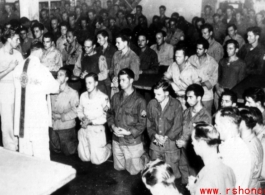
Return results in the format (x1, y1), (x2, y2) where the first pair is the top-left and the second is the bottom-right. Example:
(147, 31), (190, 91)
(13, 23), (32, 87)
(154, 134), (168, 147)
(112, 125), (131, 137)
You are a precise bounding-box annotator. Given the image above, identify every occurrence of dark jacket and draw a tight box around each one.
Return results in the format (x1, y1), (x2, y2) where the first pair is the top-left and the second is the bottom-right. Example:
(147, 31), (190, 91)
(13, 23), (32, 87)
(107, 89), (147, 146)
(147, 96), (183, 152)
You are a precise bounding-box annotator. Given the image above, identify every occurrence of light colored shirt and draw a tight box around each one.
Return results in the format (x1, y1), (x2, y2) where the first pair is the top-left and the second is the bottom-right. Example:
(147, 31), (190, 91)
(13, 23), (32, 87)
(65, 41), (83, 66)
(77, 90), (110, 125)
(150, 42), (174, 66)
(110, 48), (140, 81)
(219, 136), (252, 188)
(0, 47), (23, 82)
(256, 128), (265, 179)
(188, 54), (218, 101)
(56, 35), (68, 62)
(40, 46), (63, 72)
(166, 28), (184, 47)
(193, 158), (236, 195)
(51, 85), (79, 130)
(243, 133), (263, 189)
(207, 38), (224, 63)
(164, 61), (200, 94)
(223, 34), (245, 49)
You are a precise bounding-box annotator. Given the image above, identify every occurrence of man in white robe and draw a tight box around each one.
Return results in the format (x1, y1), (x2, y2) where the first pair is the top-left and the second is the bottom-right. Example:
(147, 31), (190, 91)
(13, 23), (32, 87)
(13, 45), (59, 160)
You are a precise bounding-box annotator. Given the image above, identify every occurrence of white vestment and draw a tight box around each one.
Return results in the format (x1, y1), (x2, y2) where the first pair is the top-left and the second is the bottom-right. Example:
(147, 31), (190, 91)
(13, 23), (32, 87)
(13, 56), (59, 160)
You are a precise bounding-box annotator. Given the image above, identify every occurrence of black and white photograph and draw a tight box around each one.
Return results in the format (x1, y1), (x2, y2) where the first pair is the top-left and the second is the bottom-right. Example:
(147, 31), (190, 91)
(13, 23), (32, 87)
(1, 0), (265, 194)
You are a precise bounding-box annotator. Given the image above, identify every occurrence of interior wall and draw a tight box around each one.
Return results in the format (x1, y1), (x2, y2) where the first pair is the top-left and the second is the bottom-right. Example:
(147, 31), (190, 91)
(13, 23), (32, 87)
(138, 0), (203, 23)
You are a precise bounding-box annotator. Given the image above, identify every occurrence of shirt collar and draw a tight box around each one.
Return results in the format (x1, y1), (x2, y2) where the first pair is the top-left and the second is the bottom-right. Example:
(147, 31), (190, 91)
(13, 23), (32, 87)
(243, 133), (256, 143)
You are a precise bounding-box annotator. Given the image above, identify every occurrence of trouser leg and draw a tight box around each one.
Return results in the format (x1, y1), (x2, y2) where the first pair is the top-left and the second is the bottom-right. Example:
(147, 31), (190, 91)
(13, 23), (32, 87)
(165, 151), (181, 179)
(179, 149), (190, 184)
(32, 135), (50, 161)
(77, 128), (91, 161)
(214, 91), (220, 111)
(49, 128), (61, 153)
(113, 141), (126, 171)
(0, 84), (17, 151)
(87, 125), (111, 164)
(122, 143), (145, 175)
(57, 127), (77, 156)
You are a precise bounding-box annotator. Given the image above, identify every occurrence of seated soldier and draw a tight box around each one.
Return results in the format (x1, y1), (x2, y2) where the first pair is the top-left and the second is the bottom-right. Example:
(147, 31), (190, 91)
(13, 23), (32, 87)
(40, 32), (63, 74)
(223, 24), (245, 49)
(64, 30), (82, 72)
(220, 89), (238, 108)
(137, 32), (159, 75)
(150, 30), (174, 75)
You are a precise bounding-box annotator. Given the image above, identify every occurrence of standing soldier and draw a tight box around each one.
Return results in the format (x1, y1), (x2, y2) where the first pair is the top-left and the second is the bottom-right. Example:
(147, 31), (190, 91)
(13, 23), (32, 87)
(147, 80), (183, 180)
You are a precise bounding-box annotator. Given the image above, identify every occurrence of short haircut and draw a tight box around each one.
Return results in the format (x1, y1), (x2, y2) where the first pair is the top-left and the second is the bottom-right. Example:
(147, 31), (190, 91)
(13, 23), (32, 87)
(85, 72), (99, 82)
(217, 107), (241, 126)
(88, 9), (96, 15)
(201, 23), (213, 33)
(59, 67), (71, 79)
(213, 13), (220, 18)
(156, 30), (167, 37)
(154, 79), (171, 92)
(41, 8), (48, 13)
(197, 38), (209, 50)
(196, 18), (205, 25)
(84, 38), (97, 46)
(60, 21), (69, 29)
(227, 23), (237, 31)
(175, 45), (188, 57)
(137, 32), (148, 41)
(94, 16), (104, 25)
(118, 68), (135, 80)
(31, 41), (44, 50)
(32, 22), (44, 31)
(193, 121), (221, 146)
(226, 6), (234, 11)
(50, 17), (58, 23)
(136, 5), (142, 10)
(43, 32), (55, 43)
(169, 18), (177, 25)
(225, 39), (239, 49)
(97, 30), (109, 39)
(126, 13), (134, 20)
(19, 26), (28, 33)
(249, 106), (264, 125)
(116, 33), (130, 43)
(240, 107), (259, 129)
(204, 5), (212, 10)
(109, 17), (116, 22)
(69, 13), (75, 19)
(247, 26), (261, 37)
(19, 17), (30, 25)
(159, 5), (166, 10)
(243, 87), (265, 105)
(2, 26), (19, 44)
(67, 29), (77, 37)
(221, 89), (238, 104)
(171, 12), (179, 18)
(186, 84), (204, 98)
(80, 17), (87, 23)
(141, 159), (176, 188)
